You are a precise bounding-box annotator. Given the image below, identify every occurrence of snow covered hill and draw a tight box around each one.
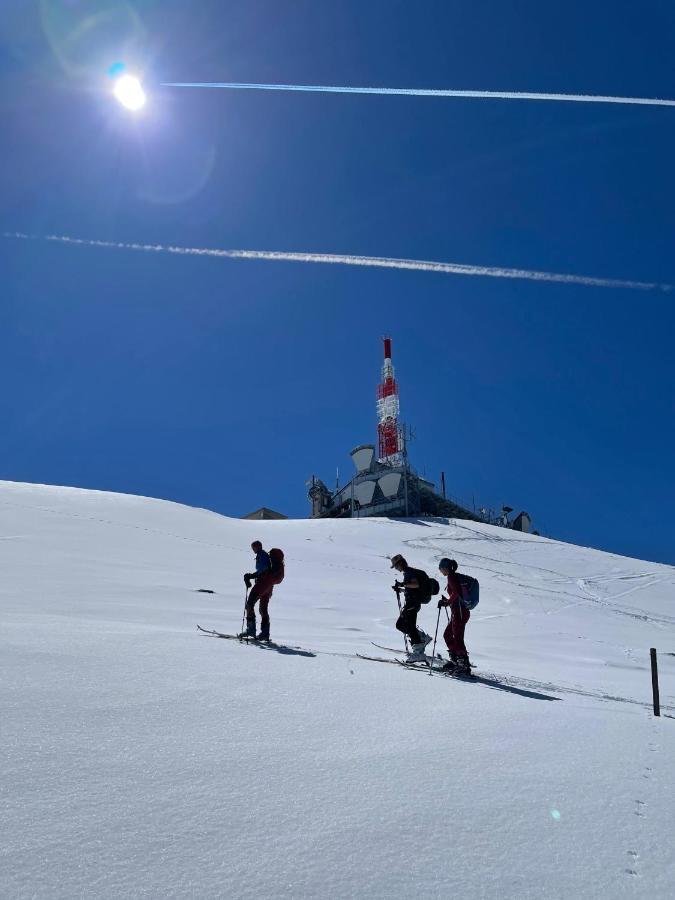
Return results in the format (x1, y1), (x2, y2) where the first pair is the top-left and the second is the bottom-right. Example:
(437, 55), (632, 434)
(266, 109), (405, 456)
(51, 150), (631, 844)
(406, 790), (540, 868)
(2, 480), (674, 899)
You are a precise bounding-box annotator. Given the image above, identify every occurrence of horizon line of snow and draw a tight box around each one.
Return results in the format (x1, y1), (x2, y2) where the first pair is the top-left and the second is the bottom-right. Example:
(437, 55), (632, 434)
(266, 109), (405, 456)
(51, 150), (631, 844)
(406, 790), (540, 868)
(161, 81), (675, 108)
(4, 232), (671, 292)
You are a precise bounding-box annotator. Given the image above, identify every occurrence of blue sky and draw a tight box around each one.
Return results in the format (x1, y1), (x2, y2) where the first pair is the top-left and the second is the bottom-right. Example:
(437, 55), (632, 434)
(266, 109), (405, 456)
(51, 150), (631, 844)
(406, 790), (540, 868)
(1, 1), (674, 564)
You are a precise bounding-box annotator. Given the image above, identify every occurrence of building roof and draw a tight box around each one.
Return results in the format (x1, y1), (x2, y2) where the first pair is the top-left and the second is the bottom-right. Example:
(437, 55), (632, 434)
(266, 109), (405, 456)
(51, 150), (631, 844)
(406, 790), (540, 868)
(241, 507), (288, 521)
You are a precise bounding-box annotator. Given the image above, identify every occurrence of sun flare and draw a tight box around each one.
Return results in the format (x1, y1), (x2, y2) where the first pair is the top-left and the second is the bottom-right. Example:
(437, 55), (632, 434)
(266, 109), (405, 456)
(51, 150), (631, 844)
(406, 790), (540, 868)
(113, 74), (146, 111)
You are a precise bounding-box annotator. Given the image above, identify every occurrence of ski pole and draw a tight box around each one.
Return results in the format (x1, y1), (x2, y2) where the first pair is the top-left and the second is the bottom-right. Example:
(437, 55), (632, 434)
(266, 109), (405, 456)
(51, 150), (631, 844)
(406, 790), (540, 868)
(241, 585), (249, 642)
(394, 585), (410, 654)
(429, 604), (442, 676)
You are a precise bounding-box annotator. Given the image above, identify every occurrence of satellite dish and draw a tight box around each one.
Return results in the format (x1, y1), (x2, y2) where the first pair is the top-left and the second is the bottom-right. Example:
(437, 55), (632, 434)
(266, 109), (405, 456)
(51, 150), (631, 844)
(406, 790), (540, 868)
(354, 480), (377, 505)
(378, 472), (402, 499)
(350, 445), (375, 473)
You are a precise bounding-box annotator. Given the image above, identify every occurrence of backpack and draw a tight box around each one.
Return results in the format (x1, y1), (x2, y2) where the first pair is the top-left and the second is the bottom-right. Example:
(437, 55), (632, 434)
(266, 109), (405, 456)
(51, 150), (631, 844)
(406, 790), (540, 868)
(269, 548), (285, 585)
(413, 569), (439, 604)
(459, 573), (479, 610)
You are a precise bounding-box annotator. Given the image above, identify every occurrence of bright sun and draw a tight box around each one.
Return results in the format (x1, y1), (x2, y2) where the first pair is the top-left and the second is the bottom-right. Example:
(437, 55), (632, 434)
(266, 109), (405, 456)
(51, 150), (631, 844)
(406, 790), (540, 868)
(113, 75), (146, 111)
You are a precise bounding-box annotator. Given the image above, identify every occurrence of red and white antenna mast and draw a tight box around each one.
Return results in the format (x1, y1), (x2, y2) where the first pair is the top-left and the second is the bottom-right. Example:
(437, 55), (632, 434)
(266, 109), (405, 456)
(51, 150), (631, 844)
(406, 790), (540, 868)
(376, 337), (402, 464)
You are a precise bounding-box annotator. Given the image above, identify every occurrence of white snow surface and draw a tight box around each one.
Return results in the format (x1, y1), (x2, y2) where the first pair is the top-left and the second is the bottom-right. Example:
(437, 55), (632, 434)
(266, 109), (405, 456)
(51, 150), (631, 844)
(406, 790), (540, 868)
(1, 480), (674, 899)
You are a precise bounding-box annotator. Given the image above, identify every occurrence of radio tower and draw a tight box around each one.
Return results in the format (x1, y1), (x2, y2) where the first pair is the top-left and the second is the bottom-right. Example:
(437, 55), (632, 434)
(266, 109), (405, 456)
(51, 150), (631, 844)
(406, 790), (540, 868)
(376, 337), (402, 465)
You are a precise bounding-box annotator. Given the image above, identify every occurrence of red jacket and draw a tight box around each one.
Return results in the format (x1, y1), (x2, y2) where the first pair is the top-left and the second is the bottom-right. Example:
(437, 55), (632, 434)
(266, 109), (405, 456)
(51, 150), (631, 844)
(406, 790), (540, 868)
(446, 571), (464, 604)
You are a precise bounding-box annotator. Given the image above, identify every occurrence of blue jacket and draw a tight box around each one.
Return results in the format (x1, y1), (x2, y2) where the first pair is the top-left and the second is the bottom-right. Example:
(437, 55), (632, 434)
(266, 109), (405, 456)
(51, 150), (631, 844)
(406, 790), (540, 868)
(255, 550), (271, 575)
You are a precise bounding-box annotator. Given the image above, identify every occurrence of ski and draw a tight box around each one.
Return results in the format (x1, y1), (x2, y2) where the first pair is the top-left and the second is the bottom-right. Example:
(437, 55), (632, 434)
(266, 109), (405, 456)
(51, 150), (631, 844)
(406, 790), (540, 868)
(398, 659), (441, 671)
(196, 625), (305, 652)
(395, 660), (477, 679)
(356, 653), (479, 679)
(357, 653), (437, 669)
(371, 641), (408, 654)
(432, 664), (476, 680)
(356, 653), (407, 666)
(371, 641), (444, 660)
(370, 642), (474, 667)
(197, 624), (242, 640)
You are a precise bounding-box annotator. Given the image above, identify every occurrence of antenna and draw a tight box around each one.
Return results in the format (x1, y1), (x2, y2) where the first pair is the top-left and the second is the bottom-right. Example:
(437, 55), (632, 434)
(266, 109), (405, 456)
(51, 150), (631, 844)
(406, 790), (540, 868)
(376, 337), (402, 465)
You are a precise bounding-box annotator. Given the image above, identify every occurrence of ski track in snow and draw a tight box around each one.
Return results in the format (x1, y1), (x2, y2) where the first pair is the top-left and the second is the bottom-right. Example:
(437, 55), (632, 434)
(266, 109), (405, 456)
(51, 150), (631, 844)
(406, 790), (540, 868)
(197, 629), (673, 712)
(404, 529), (675, 626)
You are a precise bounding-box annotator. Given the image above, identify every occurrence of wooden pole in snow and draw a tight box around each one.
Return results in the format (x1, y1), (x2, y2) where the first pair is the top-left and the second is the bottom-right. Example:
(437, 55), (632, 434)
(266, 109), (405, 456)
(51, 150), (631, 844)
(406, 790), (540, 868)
(650, 648), (660, 717)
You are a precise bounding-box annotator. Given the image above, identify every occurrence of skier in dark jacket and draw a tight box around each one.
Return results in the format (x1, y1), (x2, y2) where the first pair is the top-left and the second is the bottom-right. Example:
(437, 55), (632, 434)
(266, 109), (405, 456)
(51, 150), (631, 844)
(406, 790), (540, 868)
(243, 541), (274, 640)
(390, 553), (432, 661)
(437, 557), (472, 674)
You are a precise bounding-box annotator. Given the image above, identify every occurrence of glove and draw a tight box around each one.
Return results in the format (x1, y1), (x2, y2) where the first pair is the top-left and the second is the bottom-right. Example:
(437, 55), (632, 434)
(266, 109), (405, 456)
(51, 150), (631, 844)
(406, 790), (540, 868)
(244, 573), (252, 588)
(392, 581), (402, 592)
(437, 596), (449, 609)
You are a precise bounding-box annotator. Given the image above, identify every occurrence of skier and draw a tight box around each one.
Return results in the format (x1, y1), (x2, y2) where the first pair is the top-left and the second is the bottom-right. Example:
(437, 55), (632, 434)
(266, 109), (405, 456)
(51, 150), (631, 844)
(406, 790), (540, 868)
(390, 553), (432, 662)
(437, 558), (475, 675)
(242, 541), (280, 641)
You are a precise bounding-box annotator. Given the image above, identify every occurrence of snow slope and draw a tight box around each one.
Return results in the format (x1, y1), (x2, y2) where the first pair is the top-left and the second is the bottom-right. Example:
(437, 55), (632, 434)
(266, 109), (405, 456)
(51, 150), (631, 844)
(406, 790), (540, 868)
(1, 480), (674, 899)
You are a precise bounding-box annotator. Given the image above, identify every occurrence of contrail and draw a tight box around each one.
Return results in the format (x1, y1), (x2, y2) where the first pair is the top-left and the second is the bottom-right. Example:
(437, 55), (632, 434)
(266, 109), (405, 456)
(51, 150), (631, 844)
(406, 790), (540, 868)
(162, 81), (675, 108)
(4, 232), (671, 292)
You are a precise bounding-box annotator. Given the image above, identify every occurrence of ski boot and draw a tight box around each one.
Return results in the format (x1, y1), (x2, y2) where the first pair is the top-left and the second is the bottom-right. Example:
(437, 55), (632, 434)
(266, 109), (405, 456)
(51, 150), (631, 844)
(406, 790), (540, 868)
(406, 641), (429, 663)
(418, 631), (432, 650)
(440, 652), (458, 674)
(406, 631), (433, 662)
(452, 655), (473, 677)
(257, 631), (270, 643)
(238, 619), (257, 640)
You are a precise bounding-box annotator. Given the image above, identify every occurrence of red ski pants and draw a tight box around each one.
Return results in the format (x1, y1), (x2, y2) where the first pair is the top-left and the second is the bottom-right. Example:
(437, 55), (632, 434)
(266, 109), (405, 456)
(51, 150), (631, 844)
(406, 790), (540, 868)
(246, 574), (275, 630)
(443, 598), (470, 657)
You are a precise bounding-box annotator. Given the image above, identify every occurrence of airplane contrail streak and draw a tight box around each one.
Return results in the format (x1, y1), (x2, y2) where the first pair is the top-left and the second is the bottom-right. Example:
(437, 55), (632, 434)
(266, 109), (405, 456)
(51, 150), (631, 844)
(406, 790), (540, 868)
(161, 81), (675, 108)
(4, 232), (671, 292)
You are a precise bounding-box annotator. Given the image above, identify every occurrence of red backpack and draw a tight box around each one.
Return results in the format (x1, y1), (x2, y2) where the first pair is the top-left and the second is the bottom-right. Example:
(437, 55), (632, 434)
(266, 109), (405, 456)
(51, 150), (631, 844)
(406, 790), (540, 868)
(269, 548), (285, 585)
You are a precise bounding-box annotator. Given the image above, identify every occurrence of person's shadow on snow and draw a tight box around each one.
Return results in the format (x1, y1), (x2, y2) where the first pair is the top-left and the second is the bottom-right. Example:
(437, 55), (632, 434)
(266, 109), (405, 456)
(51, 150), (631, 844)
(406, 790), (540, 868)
(254, 644), (316, 658)
(470, 676), (559, 702)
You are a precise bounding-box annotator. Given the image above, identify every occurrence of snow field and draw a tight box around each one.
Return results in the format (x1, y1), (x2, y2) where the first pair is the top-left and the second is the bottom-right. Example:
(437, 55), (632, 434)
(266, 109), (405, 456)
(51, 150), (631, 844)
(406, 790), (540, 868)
(1, 480), (674, 898)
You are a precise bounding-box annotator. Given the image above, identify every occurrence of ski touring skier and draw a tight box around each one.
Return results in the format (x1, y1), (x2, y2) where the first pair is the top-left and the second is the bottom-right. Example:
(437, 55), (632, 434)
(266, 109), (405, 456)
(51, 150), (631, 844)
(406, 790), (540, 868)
(390, 553), (433, 662)
(437, 557), (478, 675)
(241, 541), (285, 641)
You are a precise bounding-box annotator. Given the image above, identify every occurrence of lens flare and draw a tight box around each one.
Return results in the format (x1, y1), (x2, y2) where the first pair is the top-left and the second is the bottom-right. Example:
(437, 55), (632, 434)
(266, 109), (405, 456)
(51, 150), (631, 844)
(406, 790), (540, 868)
(113, 74), (146, 111)
(108, 62), (126, 79)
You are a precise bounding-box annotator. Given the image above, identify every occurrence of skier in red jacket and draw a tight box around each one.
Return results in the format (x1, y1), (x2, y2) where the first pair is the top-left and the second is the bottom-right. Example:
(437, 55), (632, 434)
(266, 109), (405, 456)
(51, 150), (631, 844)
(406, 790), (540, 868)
(437, 557), (472, 675)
